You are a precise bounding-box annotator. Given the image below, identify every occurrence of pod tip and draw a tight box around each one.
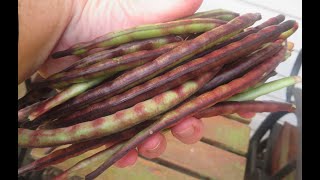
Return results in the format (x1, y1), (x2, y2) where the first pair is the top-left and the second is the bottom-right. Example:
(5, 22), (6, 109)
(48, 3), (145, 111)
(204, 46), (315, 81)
(293, 76), (302, 83)
(293, 21), (299, 30)
(276, 14), (286, 23)
(287, 41), (294, 51)
(18, 164), (33, 176)
(253, 13), (262, 20)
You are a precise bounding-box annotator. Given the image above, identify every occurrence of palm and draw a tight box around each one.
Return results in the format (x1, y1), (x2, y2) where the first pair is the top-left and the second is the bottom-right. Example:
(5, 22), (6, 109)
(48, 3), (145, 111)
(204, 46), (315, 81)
(39, 0), (202, 77)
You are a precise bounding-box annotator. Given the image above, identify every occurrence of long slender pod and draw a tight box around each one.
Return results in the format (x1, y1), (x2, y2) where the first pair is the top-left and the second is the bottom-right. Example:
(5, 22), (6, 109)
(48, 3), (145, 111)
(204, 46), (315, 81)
(85, 44), (288, 179)
(28, 41), (182, 121)
(180, 14), (285, 63)
(172, 14), (286, 68)
(66, 35), (186, 70)
(37, 42), (182, 87)
(195, 101), (295, 118)
(18, 101), (43, 123)
(50, 19), (291, 127)
(18, 121), (152, 175)
(30, 14), (261, 126)
(28, 40), (191, 122)
(20, 98), (296, 175)
(46, 102), (295, 178)
(240, 43), (294, 93)
(18, 72), (215, 147)
(194, 75), (301, 121)
(198, 42), (283, 93)
(19, 63), (301, 176)
(34, 76), (300, 176)
(45, 16), (289, 128)
(213, 14), (240, 21)
(243, 70), (277, 92)
(54, 101), (295, 179)
(36, 20), (296, 130)
(18, 87), (56, 110)
(45, 67), (222, 129)
(227, 76), (301, 101)
(57, 13), (259, 105)
(51, 18), (227, 58)
(53, 143), (124, 180)
(203, 14), (285, 53)
(279, 22), (299, 39)
(183, 9), (239, 21)
(28, 77), (107, 121)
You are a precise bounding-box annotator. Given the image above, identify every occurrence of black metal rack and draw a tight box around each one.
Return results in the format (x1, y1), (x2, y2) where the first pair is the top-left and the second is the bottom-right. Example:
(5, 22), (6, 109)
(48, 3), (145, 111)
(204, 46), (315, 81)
(245, 50), (302, 180)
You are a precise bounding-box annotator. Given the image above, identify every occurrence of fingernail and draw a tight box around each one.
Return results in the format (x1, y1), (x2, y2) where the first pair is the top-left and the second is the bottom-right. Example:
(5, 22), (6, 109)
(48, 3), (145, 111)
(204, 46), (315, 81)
(175, 126), (194, 138)
(146, 141), (161, 153)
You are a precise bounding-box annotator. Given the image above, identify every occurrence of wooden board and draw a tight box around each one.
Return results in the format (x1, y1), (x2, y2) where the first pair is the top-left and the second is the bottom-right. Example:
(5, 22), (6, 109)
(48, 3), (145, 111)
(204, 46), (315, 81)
(201, 116), (250, 155)
(158, 133), (247, 180)
(271, 122), (297, 179)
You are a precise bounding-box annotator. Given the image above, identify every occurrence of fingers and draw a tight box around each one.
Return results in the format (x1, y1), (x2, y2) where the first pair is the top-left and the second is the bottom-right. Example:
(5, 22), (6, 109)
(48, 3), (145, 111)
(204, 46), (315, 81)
(237, 112), (256, 119)
(171, 117), (204, 144)
(114, 149), (138, 168)
(114, 117), (204, 168)
(138, 133), (167, 159)
(138, 117), (204, 159)
(114, 133), (167, 168)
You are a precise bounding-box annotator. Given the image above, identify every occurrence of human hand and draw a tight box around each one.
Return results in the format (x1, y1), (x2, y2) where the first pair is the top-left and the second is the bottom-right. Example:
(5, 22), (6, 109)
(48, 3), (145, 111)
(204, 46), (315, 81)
(19, 0), (206, 168)
(18, 0), (203, 83)
(37, 0), (205, 77)
(18, 0), (255, 168)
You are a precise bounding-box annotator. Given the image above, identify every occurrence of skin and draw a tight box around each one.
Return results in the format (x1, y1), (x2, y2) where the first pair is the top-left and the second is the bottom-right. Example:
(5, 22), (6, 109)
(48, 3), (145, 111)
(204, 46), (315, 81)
(18, 0), (253, 168)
